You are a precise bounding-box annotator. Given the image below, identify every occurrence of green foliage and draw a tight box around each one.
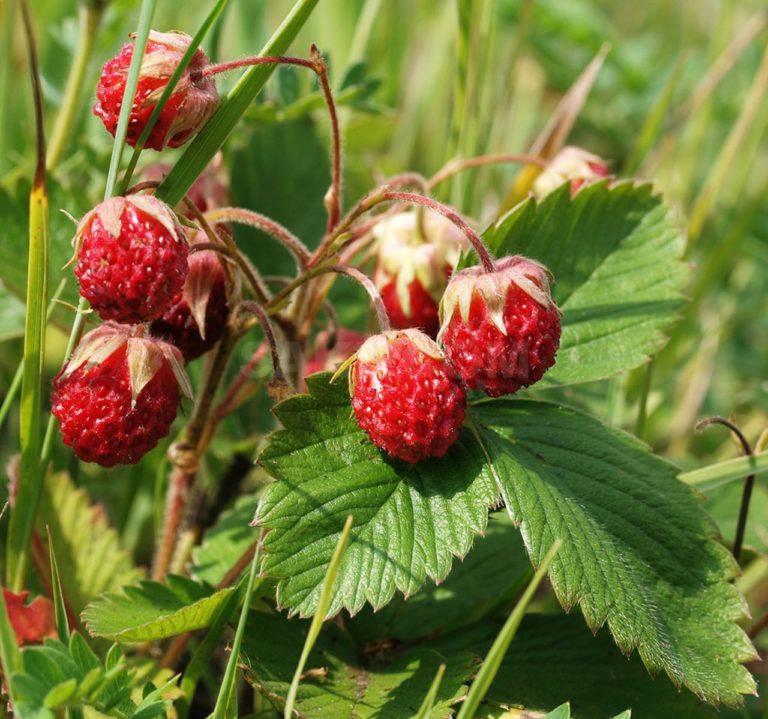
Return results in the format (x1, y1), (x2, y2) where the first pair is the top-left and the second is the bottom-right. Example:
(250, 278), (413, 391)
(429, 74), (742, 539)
(10, 634), (174, 719)
(256, 373), (498, 617)
(36, 472), (141, 616)
(240, 610), (472, 719)
(83, 575), (235, 642)
(257, 373), (756, 704)
(471, 399), (756, 705)
(190, 494), (259, 587)
(482, 181), (687, 386)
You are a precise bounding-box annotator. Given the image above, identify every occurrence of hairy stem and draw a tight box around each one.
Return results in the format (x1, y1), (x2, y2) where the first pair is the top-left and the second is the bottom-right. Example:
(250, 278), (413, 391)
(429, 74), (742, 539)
(204, 207), (311, 268)
(427, 152), (546, 189)
(695, 416), (754, 562)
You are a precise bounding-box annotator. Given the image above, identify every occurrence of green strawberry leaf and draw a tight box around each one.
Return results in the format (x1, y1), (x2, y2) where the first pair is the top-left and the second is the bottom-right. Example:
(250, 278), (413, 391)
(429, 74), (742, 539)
(239, 609), (472, 719)
(256, 373), (756, 707)
(435, 615), (719, 719)
(482, 181), (687, 386)
(470, 398), (756, 706)
(255, 373), (498, 618)
(36, 472), (142, 617)
(347, 512), (532, 645)
(82, 575), (236, 642)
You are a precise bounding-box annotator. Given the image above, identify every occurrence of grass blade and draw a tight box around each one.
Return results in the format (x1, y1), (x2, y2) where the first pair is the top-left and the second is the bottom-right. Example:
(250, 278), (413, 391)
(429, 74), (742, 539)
(210, 530), (266, 719)
(688, 41), (768, 244)
(155, 0), (320, 207)
(0, 277), (66, 433)
(456, 540), (562, 719)
(47, 527), (69, 642)
(283, 515), (354, 719)
(414, 663), (446, 719)
(118, 0), (231, 193)
(103, 0), (157, 200)
(7, 0), (49, 592)
(680, 451), (768, 490)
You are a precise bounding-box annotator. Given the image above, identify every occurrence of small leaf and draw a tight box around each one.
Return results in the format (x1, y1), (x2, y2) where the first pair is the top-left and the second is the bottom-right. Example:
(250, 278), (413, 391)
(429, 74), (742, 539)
(36, 472), (142, 616)
(256, 373), (498, 617)
(484, 181), (687, 386)
(82, 575), (236, 642)
(470, 399), (756, 706)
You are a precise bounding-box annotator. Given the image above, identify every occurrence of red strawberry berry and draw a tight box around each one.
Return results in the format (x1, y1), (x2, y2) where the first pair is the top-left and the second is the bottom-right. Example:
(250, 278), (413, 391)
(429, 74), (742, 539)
(373, 211), (467, 338)
(94, 31), (219, 151)
(532, 146), (609, 199)
(150, 241), (229, 361)
(438, 256), (561, 397)
(73, 195), (189, 324)
(351, 329), (466, 463)
(51, 323), (192, 467)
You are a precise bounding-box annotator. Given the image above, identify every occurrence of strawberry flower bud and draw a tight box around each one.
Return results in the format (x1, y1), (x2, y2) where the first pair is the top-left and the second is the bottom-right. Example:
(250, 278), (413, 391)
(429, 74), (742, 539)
(532, 146), (609, 199)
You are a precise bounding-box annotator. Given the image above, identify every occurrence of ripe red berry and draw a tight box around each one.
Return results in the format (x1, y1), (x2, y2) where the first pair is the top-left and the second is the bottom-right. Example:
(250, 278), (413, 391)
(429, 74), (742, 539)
(350, 329), (466, 463)
(532, 146), (609, 199)
(73, 195), (189, 324)
(373, 211), (466, 338)
(438, 256), (561, 397)
(51, 323), (192, 467)
(94, 31), (219, 151)
(150, 242), (229, 361)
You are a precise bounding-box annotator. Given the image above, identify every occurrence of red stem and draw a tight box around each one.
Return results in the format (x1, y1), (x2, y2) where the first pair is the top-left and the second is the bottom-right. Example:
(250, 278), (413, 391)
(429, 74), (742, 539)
(200, 55), (315, 78)
(380, 191), (495, 272)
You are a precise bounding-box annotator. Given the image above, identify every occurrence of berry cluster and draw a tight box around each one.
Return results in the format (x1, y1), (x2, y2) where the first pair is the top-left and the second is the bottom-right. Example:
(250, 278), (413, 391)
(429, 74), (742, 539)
(55, 41), (235, 466)
(344, 218), (562, 464)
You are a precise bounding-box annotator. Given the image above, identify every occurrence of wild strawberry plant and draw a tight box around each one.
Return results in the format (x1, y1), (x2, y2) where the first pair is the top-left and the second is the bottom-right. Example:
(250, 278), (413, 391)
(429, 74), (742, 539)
(0, 1), (766, 718)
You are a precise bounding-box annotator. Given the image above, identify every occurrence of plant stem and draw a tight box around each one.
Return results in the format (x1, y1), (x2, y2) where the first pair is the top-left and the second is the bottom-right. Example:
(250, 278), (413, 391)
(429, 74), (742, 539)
(152, 325), (240, 580)
(200, 55), (315, 78)
(204, 207), (311, 268)
(46, 3), (103, 172)
(212, 341), (268, 422)
(236, 302), (291, 387)
(427, 152), (545, 189)
(380, 191), (495, 271)
(695, 416), (755, 562)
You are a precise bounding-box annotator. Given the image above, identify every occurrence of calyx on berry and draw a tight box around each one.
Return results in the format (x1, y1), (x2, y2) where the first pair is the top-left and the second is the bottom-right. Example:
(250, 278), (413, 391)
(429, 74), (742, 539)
(438, 255), (561, 397)
(349, 328), (466, 464)
(52, 323), (192, 467)
(373, 211), (467, 338)
(94, 30), (219, 151)
(532, 146), (609, 199)
(72, 194), (190, 324)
